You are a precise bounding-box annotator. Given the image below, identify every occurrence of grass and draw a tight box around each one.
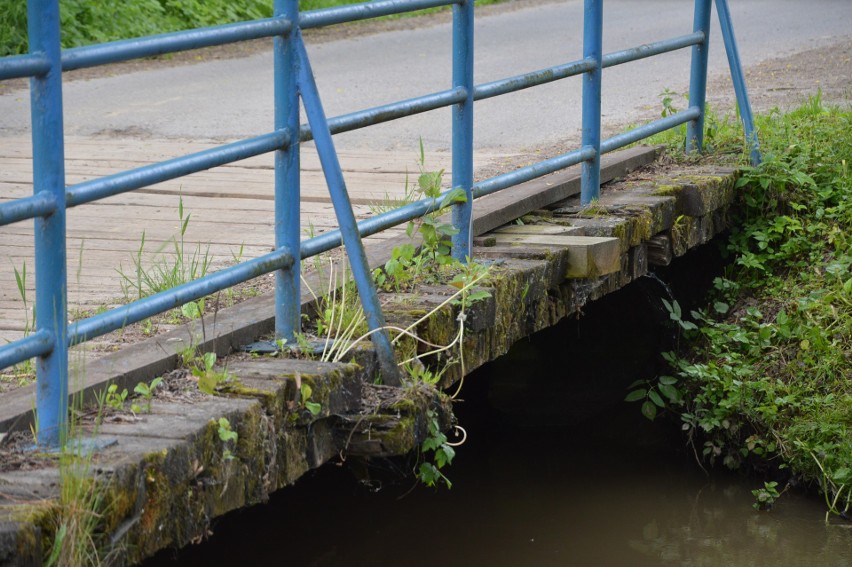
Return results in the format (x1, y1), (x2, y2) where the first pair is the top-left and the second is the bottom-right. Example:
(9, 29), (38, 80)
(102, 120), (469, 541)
(0, 262), (36, 386)
(647, 93), (851, 519)
(1, 0), (508, 57)
(41, 357), (114, 567)
(117, 196), (212, 307)
(46, 441), (109, 567)
(642, 92), (754, 163)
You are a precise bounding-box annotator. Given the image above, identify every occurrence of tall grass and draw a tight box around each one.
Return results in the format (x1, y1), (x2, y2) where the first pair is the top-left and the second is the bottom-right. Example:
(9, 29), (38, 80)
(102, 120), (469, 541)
(1, 0), (507, 57)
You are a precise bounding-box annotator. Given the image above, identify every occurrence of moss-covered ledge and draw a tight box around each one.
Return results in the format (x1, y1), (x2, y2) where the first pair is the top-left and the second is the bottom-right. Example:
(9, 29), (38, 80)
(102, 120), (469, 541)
(0, 354), (452, 566)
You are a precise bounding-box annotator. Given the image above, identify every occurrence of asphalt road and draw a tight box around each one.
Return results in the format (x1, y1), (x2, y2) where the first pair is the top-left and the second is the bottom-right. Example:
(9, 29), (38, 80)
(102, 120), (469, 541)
(0, 0), (850, 153)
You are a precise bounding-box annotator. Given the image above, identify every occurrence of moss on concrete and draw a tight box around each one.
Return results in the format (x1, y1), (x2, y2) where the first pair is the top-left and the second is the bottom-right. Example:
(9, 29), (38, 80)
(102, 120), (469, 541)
(4, 163), (741, 564)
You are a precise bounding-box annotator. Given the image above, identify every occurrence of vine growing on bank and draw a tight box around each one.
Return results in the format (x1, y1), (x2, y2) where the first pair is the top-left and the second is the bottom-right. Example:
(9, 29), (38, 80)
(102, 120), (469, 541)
(632, 94), (851, 520)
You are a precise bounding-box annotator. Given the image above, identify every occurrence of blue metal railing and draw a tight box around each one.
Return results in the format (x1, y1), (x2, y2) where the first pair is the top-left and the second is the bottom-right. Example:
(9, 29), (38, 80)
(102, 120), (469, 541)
(0, 0), (759, 446)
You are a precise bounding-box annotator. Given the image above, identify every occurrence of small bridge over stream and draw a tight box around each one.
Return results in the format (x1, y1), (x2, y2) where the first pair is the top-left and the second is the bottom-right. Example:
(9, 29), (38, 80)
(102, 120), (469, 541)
(0, 0), (757, 563)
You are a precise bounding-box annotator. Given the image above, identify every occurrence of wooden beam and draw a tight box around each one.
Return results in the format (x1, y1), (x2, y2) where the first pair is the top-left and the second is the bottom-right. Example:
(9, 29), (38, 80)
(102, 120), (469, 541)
(487, 233), (621, 278)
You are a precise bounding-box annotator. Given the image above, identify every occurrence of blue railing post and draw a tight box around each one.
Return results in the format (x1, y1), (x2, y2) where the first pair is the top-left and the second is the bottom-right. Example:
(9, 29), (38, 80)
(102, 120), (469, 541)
(686, 0), (712, 154)
(29, 0), (68, 447)
(274, 0), (301, 341)
(580, 0), (603, 205)
(715, 0), (760, 165)
(451, 0), (474, 262)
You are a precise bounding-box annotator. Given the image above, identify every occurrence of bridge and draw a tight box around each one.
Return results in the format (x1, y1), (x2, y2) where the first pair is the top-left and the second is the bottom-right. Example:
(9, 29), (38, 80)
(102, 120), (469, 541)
(0, 0), (766, 563)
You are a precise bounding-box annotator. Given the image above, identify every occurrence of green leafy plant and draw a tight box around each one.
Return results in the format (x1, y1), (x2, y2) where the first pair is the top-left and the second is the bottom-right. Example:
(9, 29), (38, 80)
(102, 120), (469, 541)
(409, 141), (467, 268)
(659, 96), (851, 515)
(374, 141), (467, 292)
(299, 383), (322, 416)
(117, 196), (212, 319)
(217, 417), (238, 462)
(661, 298), (698, 333)
(752, 481), (781, 511)
(417, 409), (455, 489)
(131, 377), (163, 414)
(99, 384), (128, 411)
(141, 318), (155, 336)
(639, 92), (750, 159)
(190, 352), (234, 395)
(625, 373), (682, 421)
(659, 87), (682, 118)
(404, 362), (443, 386)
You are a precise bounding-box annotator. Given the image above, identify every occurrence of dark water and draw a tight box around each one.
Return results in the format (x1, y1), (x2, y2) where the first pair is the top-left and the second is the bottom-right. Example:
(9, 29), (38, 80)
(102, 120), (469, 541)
(148, 246), (852, 566)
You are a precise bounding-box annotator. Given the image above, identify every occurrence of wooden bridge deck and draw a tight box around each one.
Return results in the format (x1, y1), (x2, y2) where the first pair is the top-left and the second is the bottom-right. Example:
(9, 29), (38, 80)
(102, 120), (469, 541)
(0, 135), (516, 345)
(0, 144), (743, 564)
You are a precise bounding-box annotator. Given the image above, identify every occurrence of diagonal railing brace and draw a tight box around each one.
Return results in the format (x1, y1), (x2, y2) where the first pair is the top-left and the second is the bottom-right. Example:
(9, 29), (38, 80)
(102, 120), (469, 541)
(294, 32), (401, 386)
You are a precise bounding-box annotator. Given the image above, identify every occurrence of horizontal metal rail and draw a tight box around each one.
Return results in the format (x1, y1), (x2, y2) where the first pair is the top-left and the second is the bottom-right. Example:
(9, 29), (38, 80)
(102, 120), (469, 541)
(62, 18), (292, 71)
(602, 108), (700, 153)
(300, 0), (458, 29)
(0, 53), (50, 80)
(69, 247), (294, 345)
(0, 0), (760, 447)
(602, 32), (704, 68)
(59, 29), (706, 208)
(0, 330), (54, 370)
(0, 192), (57, 226)
(59, 33), (708, 209)
(300, 87), (467, 142)
(474, 59), (596, 101)
(475, 147), (595, 198)
(66, 131), (289, 207)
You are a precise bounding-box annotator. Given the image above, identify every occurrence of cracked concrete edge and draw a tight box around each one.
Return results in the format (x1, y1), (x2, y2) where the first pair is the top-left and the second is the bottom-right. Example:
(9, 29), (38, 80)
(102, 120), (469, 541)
(0, 145), (660, 434)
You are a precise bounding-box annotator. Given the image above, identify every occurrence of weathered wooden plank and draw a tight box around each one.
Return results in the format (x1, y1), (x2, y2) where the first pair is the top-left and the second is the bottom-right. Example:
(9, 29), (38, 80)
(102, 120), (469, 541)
(487, 233), (621, 278)
(549, 216), (632, 252)
(492, 224), (584, 236)
(470, 145), (661, 236)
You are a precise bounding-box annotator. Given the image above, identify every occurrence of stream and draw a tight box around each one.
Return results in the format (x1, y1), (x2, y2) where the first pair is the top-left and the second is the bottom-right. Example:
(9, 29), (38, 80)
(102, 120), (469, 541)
(147, 246), (852, 566)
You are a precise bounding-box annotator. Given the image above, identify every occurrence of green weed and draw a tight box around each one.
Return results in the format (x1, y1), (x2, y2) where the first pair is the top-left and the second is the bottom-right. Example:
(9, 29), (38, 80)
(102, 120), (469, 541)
(132, 377), (163, 414)
(45, 387), (114, 567)
(117, 196), (212, 319)
(654, 96), (851, 515)
(641, 89), (752, 160)
(752, 481), (782, 511)
(299, 383), (322, 416)
(217, 417), (238, 462)
(98, 384), (128, 411)
(2, 261), (36, 383)
(417, 409), (456, 489)
(373, 141), (466, 292)
(190, 352), (235, 395)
